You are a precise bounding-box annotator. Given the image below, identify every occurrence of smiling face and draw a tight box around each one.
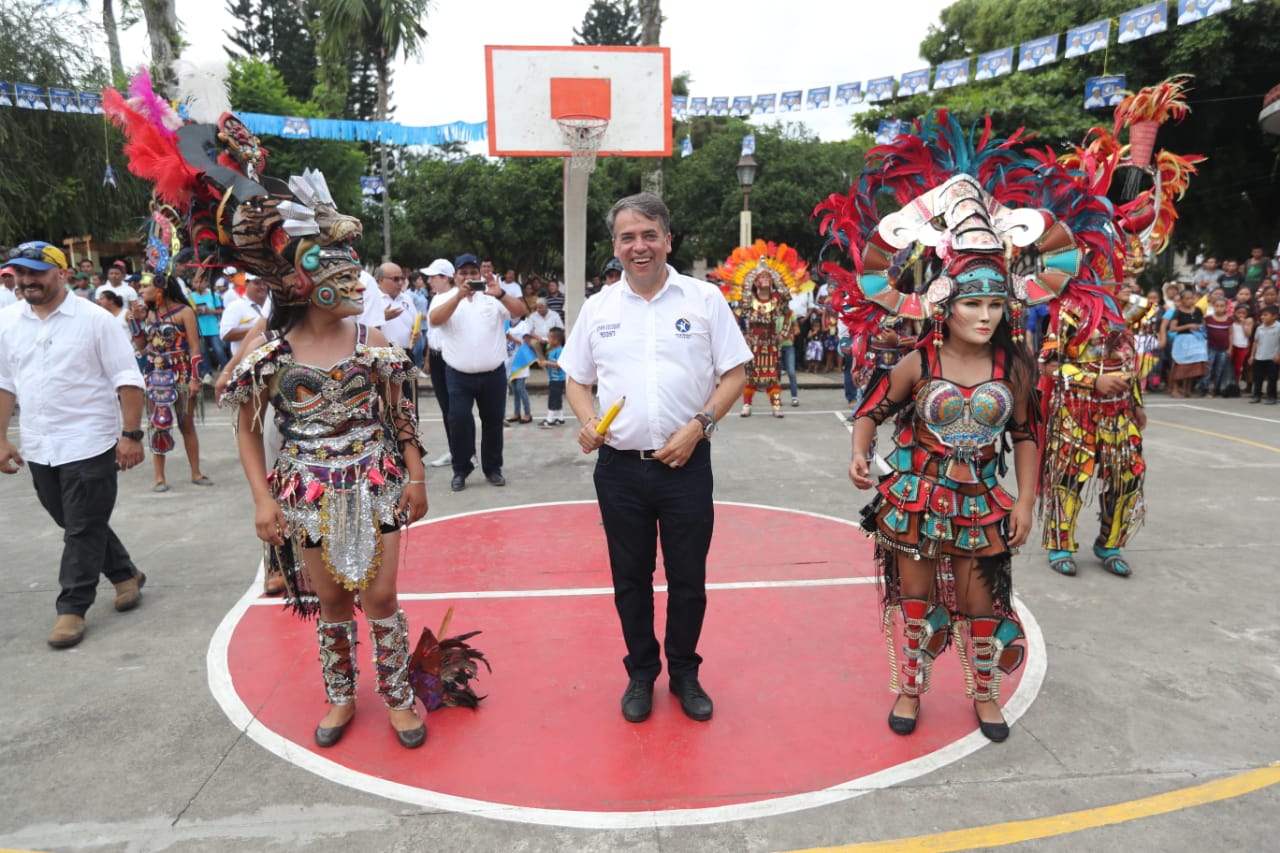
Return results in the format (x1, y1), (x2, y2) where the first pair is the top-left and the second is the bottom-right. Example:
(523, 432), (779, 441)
(611, 208), (671, 292)
(946, 296), (1005, 346)
(14, 265), (68, 308)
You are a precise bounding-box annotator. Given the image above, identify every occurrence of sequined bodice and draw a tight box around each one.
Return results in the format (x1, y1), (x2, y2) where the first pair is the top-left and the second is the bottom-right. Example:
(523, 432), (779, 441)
(271, 358), (381, 442)
(915, 378), (1013, 452)
(144, 318), (185, 355)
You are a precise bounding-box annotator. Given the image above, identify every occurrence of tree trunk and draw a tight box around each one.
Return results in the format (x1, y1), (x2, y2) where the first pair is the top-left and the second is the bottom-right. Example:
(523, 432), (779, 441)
(637, 0), (661, 46)
(376, 50), (392, 262)
(140, 0), (181, 95)
(101, 0), (124, 86)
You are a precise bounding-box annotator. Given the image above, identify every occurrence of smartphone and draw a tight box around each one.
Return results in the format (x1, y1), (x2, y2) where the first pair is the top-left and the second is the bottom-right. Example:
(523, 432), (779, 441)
(467, 280), (486, 292)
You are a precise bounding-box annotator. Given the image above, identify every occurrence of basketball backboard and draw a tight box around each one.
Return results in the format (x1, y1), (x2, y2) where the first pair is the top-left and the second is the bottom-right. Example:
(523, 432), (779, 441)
(485, 45), (671, 159)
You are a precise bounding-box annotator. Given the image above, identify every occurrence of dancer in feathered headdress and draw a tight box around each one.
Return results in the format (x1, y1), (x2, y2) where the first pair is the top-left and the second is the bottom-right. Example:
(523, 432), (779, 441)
(819, 110), (1101, 743)
(103, 69), (474, 751)
(1034, 76), (1202, 580)
(715, 239), (812, 417)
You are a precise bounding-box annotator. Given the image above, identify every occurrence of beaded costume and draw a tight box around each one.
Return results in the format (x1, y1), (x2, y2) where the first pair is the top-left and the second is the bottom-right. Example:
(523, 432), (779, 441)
(222, 326), (418, 598)
(1036, 78), (1202, 567)
(716, 240), (812, 416)
(138, 305), (199, 455)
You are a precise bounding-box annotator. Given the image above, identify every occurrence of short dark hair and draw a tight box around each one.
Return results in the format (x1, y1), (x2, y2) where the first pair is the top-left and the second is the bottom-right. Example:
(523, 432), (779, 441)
(1261, 304), (1279, 317)
(607, 192), (670, 238)
(548, 326), (565, 343)
(98, 290), (123, 308)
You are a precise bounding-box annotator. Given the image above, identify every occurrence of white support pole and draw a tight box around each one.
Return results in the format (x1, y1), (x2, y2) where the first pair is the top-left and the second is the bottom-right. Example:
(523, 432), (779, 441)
(563, 159), (590, 333)
(739, 210), (752, 249)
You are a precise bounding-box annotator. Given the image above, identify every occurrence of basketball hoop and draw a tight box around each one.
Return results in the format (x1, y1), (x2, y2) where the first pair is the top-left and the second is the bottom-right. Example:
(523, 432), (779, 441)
(556, 116), (609, 173)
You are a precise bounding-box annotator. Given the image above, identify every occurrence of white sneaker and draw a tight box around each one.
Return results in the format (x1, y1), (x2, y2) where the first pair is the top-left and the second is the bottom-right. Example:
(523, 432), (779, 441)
(429, 452), (452, 468)
(791, 397), (799, 407)
(740, 403), (752, 417)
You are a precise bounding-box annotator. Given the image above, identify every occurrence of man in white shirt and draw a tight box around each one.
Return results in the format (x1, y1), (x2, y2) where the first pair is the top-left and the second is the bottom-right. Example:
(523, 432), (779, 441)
(421, 259), (457, 468)
(428, 252), (528, 491)
(0, 241), (147, 649)
(560, 193), (750, 725)
(375, 262), (418, 349)
(524, 297), (564, 358)
(0, 265), (18, 308)
(95, 260), (139, 308)
(219, 274), (272, 357)
(357, 269), (389, 329)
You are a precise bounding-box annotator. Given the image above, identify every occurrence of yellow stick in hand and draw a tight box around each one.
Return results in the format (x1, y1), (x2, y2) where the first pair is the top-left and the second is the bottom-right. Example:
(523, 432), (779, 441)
(595, 396), (626, 435)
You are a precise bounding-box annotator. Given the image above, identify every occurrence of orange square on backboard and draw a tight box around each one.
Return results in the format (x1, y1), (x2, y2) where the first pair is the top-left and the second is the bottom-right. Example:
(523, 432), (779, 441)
(549, 78), (612, 121)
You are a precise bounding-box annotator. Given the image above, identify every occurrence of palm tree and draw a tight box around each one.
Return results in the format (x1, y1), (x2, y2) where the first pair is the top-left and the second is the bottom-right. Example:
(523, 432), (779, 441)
(316, 0), (429, 260)
(637, 0), (660, 46)
(139, 0), (181, 94)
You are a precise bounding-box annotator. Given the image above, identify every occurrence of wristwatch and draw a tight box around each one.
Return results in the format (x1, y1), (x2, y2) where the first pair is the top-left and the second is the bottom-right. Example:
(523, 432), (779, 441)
(693, 411), (716, 439)
(121, 429), (144, 441)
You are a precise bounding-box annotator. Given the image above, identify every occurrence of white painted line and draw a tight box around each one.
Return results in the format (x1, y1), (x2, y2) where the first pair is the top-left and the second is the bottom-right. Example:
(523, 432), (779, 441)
(207, 501), (1047, 829)
(247, 575), (879, 606)
(1146, 402), (1280, 424)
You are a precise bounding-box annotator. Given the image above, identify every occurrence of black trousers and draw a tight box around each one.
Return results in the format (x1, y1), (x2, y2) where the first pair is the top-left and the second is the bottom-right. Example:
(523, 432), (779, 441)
(29, 447), (139, 615)
(593, 441), (714, 682)
(1253, 360), (1279, 401)
(428, 349), (452, 447)
(444, 364), (507, 478)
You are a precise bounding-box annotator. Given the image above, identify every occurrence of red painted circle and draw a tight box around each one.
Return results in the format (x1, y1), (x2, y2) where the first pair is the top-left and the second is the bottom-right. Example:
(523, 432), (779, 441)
(225, 503), (1026, 813)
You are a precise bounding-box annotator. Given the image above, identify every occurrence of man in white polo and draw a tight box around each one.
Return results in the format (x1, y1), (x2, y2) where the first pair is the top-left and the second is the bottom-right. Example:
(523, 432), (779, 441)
(218, 274), (272, 358)
(428, 252), (527, 491)
(560, 193), (750, 725)
(0, 241), (147, 649)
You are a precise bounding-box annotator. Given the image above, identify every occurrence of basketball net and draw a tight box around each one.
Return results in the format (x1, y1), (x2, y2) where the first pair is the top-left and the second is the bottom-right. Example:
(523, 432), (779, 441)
(556, 117), (609, 174)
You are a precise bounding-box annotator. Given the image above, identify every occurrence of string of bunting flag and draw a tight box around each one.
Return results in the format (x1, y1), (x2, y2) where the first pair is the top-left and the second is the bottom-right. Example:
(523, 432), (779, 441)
(675, 0), (1254, 152)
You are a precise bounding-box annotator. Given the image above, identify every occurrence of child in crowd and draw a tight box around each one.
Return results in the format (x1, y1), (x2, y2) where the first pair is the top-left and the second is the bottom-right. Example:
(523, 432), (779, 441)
(538, 327), (567, 428)
(822, 303), (840, 372)
(1248, 304), (1280, 404)
(505, 316), (532, 424)
(804, 310), (824, 372)
(1231, 302), (1255, 395)
(1201, 297), (1233, 397)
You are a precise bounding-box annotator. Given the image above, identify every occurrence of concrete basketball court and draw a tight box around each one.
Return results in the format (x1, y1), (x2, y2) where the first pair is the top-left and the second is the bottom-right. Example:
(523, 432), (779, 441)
(2, 384), (1277, 852)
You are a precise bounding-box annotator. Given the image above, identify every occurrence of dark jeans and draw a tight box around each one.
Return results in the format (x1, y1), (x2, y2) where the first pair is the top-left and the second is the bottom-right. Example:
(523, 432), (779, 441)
(780, 345), (798, 398)
(445, 364), (506, 477)
(29, 447), (139, 615)
(428, 350), (452, 448)
(593, 441), (714, 682)
(1253, 360), (1279, 401)
(199, 333), (229, 376)
(547, 379), (565, 411)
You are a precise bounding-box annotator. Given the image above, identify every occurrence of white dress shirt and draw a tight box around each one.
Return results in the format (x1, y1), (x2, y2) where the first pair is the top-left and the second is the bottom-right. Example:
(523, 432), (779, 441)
(380, 290), (419, 349)
(559, 266), (751, 451)
(432, 288), (510, 373)
(527, 308), (564, 341)
(357, 271), (386, 329)
(95, 281), (139, 307)
(219, 294), (272, 357)
(0, 296), (145, 466)
(0, 287), (17, 309)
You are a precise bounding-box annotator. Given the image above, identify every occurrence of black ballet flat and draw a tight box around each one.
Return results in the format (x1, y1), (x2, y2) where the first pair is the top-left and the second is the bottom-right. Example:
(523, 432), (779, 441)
(887, 694), (919, 736)
(973, 700), (1009, 742)
(395, 722), (427, 749)
(314, 714), (354, 748)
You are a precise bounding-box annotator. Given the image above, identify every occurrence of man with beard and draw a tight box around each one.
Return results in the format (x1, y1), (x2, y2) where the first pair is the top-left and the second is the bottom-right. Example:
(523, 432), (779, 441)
(0, 242), (147, 648)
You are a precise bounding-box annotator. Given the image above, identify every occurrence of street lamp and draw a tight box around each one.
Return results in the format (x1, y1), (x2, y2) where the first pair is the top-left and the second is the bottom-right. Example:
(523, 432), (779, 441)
(736, 151), (757, 247)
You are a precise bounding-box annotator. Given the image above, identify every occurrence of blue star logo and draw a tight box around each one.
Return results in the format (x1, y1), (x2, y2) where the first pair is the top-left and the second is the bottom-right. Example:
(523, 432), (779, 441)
(675, 318), (691, 333)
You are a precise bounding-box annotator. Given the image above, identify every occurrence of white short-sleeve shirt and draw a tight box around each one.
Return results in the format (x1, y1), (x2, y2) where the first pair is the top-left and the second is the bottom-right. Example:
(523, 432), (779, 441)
(558, 266), (751, 451)
(0, 295), (145, 466)
(433, 288), (511, 374)
(218, 295), (272, 357)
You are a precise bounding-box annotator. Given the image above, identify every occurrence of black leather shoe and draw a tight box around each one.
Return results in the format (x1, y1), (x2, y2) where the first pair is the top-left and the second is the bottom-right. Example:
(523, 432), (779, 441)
(450, 474), (466, 492)
(670, 677), (713, 721)
(486, 471), (506, 487)
(395, 722), (427, 749)
(974, 700), (1010, 742)
(314, 711), (354, 748)
(887, 694), (919, 735)
(621, 678), (654, 722)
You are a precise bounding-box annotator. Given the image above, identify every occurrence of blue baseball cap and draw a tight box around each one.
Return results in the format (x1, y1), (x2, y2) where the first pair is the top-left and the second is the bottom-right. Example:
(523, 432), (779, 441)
(603, 258), (623, 275)
(453, 253), (479, 270)
(7, 241), (69, 271)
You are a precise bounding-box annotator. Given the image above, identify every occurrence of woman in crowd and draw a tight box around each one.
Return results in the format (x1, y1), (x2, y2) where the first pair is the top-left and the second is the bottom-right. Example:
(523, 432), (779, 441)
(1168, 289), (1207, 398)
(130, 273), (212, 492)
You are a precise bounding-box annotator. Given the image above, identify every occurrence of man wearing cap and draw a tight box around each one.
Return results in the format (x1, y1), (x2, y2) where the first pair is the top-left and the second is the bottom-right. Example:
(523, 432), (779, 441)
(427, 252), (527, 491)
(0, 241), (147, 649)
(219, 273), (272, 358)
(602, 258), (624, 287)
(421, 259), (457, 468)
(95, 260), (139, 308)
(560, 193), (751, 724)
(0, 266), (20, 308)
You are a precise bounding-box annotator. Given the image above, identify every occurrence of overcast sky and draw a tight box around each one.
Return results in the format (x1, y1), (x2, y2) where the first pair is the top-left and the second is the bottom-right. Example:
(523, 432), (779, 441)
(102, 0), (953, 143)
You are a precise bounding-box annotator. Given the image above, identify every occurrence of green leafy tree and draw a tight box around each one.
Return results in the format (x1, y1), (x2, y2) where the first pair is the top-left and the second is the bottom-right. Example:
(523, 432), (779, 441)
(1, 0), (151, 245)
(573, 0), (640, 46)
(224, 0), (319, 102)
(857, 0), (1280, 257)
